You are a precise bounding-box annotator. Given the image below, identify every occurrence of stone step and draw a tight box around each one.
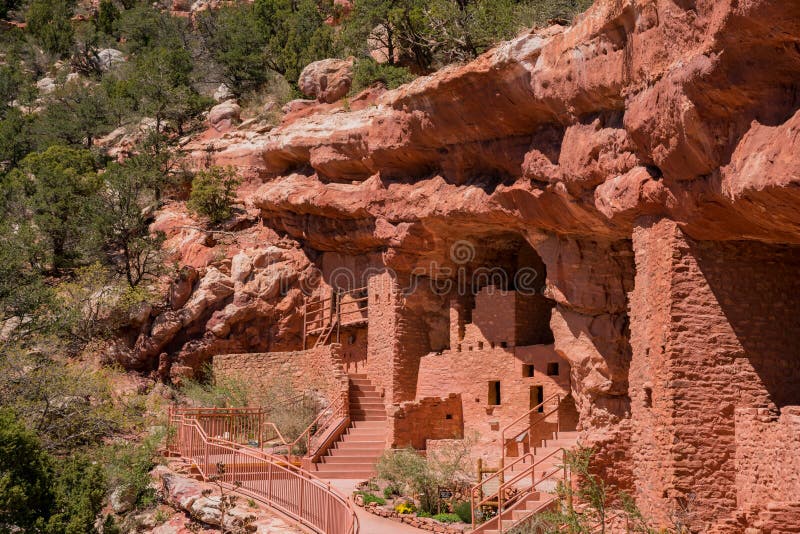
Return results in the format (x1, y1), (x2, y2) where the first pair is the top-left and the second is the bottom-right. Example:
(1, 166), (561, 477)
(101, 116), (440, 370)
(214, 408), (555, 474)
(331, 444), (385, 454)
(349, 378), (374, 386)
(351, 420), (387, 429)
(349, 409), (387, 418)
(321, 455), (382, 464)
(312, 469), (376, 479)
(349, 386), (378, 395)
(350, 414), (387, 422)
(349, 401), (386, 410)
(345, 428), (387, 438)
(330, 441), (383, 449)
(316, 461), (378, 471)
(325, 450), (384, 459)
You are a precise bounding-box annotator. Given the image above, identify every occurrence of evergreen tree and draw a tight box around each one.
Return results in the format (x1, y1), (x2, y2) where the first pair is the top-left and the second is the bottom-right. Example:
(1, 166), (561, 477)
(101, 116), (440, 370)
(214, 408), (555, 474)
(196, 4), (270, 95)
(252, 0), (337, 85)
(16, 146), (101, 269)
(34, 80), (113, 149)
(95, 0), (120, 36)
(26, 0), (75, 57)
(0, 409), (54, 530)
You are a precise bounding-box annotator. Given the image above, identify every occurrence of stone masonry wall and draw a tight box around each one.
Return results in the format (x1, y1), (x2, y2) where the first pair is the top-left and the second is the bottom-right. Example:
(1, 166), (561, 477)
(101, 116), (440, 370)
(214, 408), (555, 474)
(365, 271), (399, 402)
(735, 407), (800, 510)
(213, 344), (348, 406)
(388, 394), (464, 450)
(629, 218), (800, 531)
(416, 344), (572, 463)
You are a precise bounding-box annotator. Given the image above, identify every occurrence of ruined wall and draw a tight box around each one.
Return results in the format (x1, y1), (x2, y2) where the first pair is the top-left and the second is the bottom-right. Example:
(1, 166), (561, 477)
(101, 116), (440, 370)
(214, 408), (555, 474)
(388, 394), (464, 450)
(212, 344), (348, 405)
(416, 344), (571, 462)
(629, 218), (800, 530)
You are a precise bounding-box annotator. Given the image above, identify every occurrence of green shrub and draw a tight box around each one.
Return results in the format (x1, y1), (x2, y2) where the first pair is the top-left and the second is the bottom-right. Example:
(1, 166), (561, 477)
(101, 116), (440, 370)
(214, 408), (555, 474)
(0, 409), (54, 530)
(355, 491), (386, 506)
(377, 440), (474, 514)
(26, 0), (75, 57)
(453, 500), (472, 523)
(44, 454), (107, 534)
(187, 166), (240, 225)
(433, 513), (461, 523)
(351, 58), (415, 93)
(99, 431), (163, 509)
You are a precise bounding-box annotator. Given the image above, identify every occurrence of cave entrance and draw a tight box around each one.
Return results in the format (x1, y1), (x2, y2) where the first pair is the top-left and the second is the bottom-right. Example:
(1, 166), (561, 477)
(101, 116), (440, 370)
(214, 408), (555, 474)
(449, 233), (555, 349)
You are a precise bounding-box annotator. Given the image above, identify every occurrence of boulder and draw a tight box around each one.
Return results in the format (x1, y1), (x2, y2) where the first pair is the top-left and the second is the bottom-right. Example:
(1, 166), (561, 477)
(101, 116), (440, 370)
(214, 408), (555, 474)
(208, 99), (241, 130)
(213, 83), (233, 102)
(96, 48), (125, 71)
(110, 484), (138, 514)
(36, 77), (56, 94)
(298, 58), (354, 104)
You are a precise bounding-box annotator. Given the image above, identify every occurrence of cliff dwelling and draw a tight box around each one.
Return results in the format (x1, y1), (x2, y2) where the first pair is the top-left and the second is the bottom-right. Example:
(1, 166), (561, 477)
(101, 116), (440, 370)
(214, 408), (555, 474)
(114, 0), (800, 531)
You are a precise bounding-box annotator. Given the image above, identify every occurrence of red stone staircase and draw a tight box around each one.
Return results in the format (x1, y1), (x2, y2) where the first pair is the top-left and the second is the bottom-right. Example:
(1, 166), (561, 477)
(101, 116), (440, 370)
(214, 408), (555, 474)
(313, 374), (388, 480)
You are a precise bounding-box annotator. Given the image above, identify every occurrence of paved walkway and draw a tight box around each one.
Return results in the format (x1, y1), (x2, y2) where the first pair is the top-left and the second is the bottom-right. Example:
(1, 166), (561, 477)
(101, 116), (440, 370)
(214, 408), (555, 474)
(329, 480), (429, 534)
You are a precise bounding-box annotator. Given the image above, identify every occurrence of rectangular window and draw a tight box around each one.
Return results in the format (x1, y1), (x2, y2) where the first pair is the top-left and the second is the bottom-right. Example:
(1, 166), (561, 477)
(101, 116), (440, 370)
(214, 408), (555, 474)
(522, 364), (534, 378)
(547, 362), (560, 376)
(488, 381), (501, 405)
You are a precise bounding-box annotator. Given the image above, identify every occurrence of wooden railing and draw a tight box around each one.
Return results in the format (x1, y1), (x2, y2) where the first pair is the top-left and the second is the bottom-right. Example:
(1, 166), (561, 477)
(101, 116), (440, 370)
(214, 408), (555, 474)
(501, 393), (561, 466)
(303, 287), (368, 349)
(471, 448), (568, 534)
(170, 412), (359, 534)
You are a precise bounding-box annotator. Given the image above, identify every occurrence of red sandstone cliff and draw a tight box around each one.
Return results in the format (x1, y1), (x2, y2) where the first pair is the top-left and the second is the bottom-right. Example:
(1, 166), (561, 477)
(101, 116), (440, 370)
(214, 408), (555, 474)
(115, 1), (800, 531)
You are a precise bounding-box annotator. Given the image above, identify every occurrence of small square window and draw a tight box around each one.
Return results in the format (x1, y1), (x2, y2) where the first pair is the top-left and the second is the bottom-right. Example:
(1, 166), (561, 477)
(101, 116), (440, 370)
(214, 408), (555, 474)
(488, 381), (501, 405)
(500, 341), (508, 348)
(522, 364), (534, 378)
(547, 362), (560, 376)
(445, 414), (453, 420)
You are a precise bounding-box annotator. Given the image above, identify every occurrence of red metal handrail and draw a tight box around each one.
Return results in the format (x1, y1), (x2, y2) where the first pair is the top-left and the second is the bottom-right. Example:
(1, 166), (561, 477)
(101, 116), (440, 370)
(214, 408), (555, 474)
(170, 412), (359, 534)
(288, 390), (349, 459)
(501, 393), (561, 466)
(471, 447), (568, 534)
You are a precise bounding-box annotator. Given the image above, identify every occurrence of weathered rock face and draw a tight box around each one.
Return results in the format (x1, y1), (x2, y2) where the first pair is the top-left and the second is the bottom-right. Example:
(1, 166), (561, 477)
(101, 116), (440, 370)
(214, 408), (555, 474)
(124, 0), (800, 530)
(298, 57), (354, 104)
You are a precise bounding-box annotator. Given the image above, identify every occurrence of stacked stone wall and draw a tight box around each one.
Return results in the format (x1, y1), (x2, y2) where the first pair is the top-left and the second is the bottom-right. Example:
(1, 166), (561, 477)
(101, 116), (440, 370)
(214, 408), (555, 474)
(388, 394), (464, 450)
(416, 345), (572, 462)
(212, 344), (348, 405)
(629, 218), (800, 530)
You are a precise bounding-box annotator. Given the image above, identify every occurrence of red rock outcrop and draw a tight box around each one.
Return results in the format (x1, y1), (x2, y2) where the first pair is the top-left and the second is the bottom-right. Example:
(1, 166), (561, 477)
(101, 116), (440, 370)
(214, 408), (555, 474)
(122, 0), (800, 530)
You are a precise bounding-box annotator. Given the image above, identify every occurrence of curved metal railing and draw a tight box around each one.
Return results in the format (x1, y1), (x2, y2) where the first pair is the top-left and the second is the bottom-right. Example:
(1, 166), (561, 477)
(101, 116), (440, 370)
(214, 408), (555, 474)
(170, 412), (359, 534)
